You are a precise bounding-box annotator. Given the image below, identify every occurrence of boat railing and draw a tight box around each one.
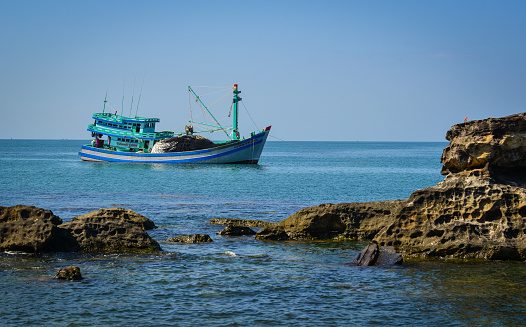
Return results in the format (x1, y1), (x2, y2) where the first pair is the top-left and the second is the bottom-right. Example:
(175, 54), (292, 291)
(88, 124), (174, 139)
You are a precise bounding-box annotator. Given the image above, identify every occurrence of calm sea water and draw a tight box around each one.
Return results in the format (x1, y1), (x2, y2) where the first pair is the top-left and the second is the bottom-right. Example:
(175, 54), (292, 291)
(1, 140), (525, 326)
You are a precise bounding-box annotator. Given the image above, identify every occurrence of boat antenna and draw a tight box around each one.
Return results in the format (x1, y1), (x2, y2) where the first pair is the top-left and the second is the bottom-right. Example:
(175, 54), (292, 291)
(103, 91), (107, 114)
(121, 77), (125, 116)
(135, 72), (146, 117)
(129, 76), (136, 117)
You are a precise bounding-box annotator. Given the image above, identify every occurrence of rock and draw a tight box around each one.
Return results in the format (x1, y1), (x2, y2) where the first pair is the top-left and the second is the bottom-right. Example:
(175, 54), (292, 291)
(217, 225), (256, 236)
(352, 243), (403, 266)
(72, 207), (156, 230)
(0, 205), (161, 253)
(59, 212), (161, 253)
(441, 113), (526, 179)
(167, 234), (213, 243)
(0, 205), (71, 252)
(374, 174), (526, 260)
(255, 201), (406, 241)
(210, 218), (273, 228)
(151, 135), (217, 153)
(55, 266), (83, 281)
(257, 113), (526, 261)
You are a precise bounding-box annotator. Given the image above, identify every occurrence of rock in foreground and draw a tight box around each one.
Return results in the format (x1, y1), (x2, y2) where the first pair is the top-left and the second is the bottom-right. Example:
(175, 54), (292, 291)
(55, 266), (83, 280)
(0, 206), (161, 254)
(257, 113), (526, 261)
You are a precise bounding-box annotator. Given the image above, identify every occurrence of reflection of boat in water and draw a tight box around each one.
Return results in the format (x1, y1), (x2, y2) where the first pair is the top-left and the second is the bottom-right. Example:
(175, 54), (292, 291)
(79, 84), (271, 164)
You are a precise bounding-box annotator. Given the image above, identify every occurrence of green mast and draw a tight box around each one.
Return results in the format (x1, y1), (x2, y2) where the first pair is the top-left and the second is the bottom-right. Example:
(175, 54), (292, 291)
(232, 84), (241, 140)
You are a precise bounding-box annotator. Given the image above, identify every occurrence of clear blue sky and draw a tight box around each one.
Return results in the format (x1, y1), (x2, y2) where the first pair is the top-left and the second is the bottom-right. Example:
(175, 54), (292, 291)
(1, 0), (525, 141)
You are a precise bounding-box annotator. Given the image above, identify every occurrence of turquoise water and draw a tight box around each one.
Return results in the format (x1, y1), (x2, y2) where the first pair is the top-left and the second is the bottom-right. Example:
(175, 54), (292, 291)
(1, 140), (525, 326)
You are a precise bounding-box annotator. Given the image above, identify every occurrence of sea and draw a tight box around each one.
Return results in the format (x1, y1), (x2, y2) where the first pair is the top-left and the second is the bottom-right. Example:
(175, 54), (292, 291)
(1, 140), (525, 326)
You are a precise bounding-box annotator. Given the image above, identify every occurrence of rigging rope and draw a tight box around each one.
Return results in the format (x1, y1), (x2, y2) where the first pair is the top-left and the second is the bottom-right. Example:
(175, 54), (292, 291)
(241, 100), (260, 131)
(269, 135), (368, 165)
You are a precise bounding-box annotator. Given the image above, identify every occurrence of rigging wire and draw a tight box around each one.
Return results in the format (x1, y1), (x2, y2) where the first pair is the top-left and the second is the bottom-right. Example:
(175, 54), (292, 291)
(240, 100), (260, 131)
(135, 72), (146, 117)
(269, 135), (368, 165)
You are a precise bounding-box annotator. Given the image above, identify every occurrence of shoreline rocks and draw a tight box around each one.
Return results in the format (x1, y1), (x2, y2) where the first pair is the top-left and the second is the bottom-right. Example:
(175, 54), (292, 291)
(0, 206), (161, 254)
(167, 234), (213, 243)
(257, 113), (526, 261)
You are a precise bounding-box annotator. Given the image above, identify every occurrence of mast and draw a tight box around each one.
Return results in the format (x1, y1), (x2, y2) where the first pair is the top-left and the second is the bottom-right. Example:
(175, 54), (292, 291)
(103, 92), (107, 114)
(232, 84), (241, 140)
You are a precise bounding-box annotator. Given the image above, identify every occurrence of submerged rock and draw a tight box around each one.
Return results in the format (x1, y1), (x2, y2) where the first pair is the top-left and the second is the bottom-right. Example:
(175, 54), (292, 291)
(210, 218), (274, 228)
(257, 113), (526, 261)
(217, 225), (256, 236)
(55, 266), (83, 281)
(352, 243), (403, 266)
(151, 135), (217, 153)
(167, 234), (213, 243)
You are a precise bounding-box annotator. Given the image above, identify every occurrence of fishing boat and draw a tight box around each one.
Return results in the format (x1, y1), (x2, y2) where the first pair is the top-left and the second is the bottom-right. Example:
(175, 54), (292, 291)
(79, 84), (271, 164)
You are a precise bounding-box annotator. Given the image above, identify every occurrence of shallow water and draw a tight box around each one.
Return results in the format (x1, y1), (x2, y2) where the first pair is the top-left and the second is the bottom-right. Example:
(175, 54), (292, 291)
(1, 140), (525, 326)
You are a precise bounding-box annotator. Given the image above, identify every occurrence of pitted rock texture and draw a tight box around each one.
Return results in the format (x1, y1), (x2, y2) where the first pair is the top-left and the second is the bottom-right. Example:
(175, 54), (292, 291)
(374, 175), (526, 260)
(72, 207), (156, 230)
(257, 112), (526, 260)
(441, 112), (526, 178)
(0, 206), (160, 253)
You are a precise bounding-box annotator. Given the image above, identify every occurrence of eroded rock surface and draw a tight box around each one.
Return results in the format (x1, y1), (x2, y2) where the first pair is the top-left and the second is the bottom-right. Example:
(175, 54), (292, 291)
(257, 113), (526, 260)
(0, 206), (160, 254)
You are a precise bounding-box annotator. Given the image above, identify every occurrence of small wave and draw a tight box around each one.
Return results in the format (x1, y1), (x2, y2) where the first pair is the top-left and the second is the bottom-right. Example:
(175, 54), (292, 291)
(223, 251), (237, 257)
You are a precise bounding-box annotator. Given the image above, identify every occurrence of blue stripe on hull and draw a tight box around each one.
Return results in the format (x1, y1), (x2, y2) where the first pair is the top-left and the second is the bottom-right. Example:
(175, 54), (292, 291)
(79, 131), (269, 164)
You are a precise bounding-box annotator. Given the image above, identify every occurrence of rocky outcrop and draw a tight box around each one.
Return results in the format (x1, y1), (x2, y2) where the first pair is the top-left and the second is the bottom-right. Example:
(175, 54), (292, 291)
(55, 266), (83, 280)
(257, 113), (526, 261)
(167, 234), (213, 243)
(0, 205), (72, 252)
(0, 206), (160, 254)
(151, 135), (217, 153)
(60, 210), (161, 253)
(256, 201), (406, 241)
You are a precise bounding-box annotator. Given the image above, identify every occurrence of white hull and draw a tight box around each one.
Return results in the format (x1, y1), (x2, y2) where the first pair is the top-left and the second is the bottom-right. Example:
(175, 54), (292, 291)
(79, 128), (270, 164)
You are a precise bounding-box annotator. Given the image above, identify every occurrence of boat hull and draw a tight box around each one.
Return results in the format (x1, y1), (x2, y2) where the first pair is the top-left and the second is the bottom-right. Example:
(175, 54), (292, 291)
(79, 127), (270, 164)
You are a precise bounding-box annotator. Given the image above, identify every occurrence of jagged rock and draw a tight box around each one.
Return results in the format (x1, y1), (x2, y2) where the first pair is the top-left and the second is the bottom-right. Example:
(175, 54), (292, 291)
(217, 225), (256, 236)
(256, 113), (526, 261)
(167, 234), (213, 243)
(352, 243), (403, 266)
(151, 135), (217, 153)
(55, 266), (83, 280)
(72, 207), (156, 230)
(374, 174), (526, 260)
(441, 113), (526, 181)
(210, 218), (274, 228)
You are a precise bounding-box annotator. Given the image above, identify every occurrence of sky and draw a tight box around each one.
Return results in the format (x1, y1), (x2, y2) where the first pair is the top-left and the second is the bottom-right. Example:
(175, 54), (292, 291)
(1, 0), (525, 141)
